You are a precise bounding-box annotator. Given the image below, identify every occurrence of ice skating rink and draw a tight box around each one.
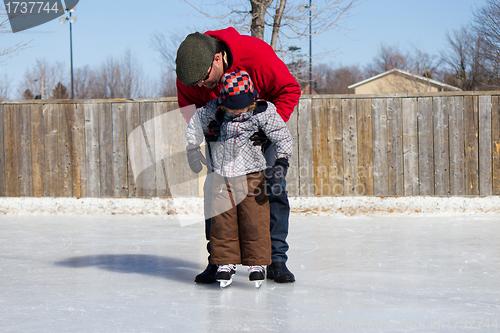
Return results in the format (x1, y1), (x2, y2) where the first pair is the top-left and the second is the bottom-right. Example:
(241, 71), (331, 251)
(1, 215), (499, 332)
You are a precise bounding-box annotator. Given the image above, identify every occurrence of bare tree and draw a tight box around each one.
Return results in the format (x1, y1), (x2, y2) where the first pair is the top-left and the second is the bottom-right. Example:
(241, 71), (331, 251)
(181, 0), (357, 51)
(0, 9), (29, 62)
(365, 43), (409, 77)
(407, 43), (440, 79)
(0, 73), (12, 100)
(473, 0), (500, 88)
(73, 65), (97, 99)
(366, 42), (440, 79)
(120, 49), (146, 98)
(273, 0), (356, 52)
(440, 26), (479, 90)
(313, 63), (363, 94)
(93, 56), (121, 99)
(17, 59), (66, 99)
(158, 71), (178, 97)
(92, 50), (146, 99)
(17, 50), (152, 100)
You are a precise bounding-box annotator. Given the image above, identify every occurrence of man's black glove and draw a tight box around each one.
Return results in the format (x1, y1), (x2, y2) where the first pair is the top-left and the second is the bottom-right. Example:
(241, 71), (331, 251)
(186, 144), (207, 173)
(250, 129), (268, 146)
(265, 158), (289, 187)
(208, 120), (221, 137)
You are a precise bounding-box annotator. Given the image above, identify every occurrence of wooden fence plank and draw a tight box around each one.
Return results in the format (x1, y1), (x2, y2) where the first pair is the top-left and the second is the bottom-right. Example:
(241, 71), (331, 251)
(0, 104), (5, 196)
(30, 104), (45, 197)
(433, 96), (450, 195)
(492, 96), (500, 195)
(286, 104), (299, 196)
(356, 99), (373, 196)
(154, 103), (174, 197)
(312, 99), (330, 195)
(19, 104), (32, 196)
(84, 103), (100, 197)
(139, 102), (157, 197)
(112, 103), (129, 197)
(327, 99), (344, 196)
(98, 103), (113, 197)
(166, 101), (197, 196)
(58, 105), (72, 197)
(297, 99), (313, 196)
(417, 97), (434, 195)
(387, 97), (403, 195)
(343, 99), (359, 195)
(3, 105), (19, 197)
(312, 100), (320, 196)
(371, 98), (388, 195)
(402, 98), (419, 195)
(43, 104), (60, 197)
(449, 96), (465, 195)
(479, 95), (492, 195)
(153, 101), (170, 197)
(68, 103), (86, 197)
(172, 101), (198, 196)
(464, 96), (479, 195)
(125, 103), (140, 197)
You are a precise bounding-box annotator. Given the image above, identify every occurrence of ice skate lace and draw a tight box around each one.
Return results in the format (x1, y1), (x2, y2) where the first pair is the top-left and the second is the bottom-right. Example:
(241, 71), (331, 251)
(248, 265), (265, 274)
(217, 264), (236, 273)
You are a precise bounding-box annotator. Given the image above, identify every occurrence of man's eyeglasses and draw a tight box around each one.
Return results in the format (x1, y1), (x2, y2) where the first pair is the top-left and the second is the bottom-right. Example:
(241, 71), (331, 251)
(202, 63), (213, 82)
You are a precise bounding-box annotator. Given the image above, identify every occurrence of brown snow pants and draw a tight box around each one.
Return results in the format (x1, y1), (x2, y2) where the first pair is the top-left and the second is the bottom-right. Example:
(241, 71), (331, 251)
(210, 171), (271, 266)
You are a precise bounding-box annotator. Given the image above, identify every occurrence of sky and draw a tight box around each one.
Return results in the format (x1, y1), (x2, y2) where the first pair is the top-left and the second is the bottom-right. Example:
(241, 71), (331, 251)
(0, 0), (487, 99)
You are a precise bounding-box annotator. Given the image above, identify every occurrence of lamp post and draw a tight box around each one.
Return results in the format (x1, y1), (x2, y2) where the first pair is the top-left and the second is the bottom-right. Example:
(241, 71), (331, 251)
(34, 76), (45, 99)
(299, 1), (316, 94)
(60, 6), (77, 99)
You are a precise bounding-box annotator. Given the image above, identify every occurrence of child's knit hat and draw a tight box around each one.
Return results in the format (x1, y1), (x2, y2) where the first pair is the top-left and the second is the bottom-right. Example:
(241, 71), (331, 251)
(218, 70), (259, 110)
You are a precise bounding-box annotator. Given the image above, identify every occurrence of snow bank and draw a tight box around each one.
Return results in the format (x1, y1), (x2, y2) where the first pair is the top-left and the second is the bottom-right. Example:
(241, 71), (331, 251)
(1, 196), (500, 216)
(289, 196), (500, 216)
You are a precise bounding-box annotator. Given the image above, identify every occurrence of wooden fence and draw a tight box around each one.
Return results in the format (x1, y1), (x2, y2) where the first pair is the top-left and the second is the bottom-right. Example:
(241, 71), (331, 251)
(0, 91), (499, 197)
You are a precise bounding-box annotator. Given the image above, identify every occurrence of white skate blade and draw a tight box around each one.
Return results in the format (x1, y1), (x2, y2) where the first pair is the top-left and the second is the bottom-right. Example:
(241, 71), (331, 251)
(254, 281), (263, 289)
(218, 278), (233, 288)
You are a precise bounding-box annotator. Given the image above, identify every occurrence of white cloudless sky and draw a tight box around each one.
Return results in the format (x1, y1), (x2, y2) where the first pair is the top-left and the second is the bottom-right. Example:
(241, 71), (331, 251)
(0, 0), (487, 99)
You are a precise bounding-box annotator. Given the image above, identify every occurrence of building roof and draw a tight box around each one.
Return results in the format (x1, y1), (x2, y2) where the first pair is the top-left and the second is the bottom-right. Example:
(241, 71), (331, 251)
(348, 68), (462, 91)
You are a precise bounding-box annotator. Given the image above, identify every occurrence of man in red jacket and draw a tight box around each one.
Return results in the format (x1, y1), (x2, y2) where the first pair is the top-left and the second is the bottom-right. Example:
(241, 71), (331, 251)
(176, 27), (301, 284)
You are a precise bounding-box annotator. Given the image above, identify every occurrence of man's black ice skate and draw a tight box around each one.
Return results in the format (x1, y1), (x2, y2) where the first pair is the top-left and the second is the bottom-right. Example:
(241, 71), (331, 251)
(216, 264), (237, 288)
(248, 265), (265, 288)
(194, 263), (218, 284)
(267, 262), (295, 283)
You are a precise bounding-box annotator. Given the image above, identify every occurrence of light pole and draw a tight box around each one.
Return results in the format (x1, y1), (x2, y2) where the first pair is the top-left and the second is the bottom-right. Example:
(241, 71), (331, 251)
(60, 6), (77, 99)
(299, 1), (316, 94)
(34, 76), (45, 99)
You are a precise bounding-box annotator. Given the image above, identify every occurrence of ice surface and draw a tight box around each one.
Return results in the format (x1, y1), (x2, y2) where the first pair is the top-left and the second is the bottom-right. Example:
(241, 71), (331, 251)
(0, 215), (499, 332)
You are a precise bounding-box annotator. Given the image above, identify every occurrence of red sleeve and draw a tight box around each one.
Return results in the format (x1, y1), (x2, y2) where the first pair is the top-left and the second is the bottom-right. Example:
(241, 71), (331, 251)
(238, 37), (301, 123)
(266, 70), (301, 123)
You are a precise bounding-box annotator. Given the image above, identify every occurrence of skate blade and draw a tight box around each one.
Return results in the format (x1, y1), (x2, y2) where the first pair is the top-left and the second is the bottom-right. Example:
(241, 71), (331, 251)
(254, 281), (263, 289)
(218, 279), (233, 288)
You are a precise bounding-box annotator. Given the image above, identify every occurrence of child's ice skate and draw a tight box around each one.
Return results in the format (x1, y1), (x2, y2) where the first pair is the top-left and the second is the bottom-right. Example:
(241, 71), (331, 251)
(216, 264), (236, 288)
(248, 265), (265, 288)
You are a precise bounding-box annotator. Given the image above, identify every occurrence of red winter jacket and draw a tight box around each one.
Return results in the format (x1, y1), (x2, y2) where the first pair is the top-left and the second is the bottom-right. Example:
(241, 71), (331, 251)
(177, 27), (301, 123)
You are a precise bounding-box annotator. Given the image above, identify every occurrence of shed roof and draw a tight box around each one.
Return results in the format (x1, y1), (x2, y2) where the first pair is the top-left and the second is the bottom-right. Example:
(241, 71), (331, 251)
(348, 68), (462, 91)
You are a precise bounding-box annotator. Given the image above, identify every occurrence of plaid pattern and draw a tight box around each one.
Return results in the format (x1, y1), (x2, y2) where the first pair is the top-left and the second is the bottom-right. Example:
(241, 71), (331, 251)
(218, 70), (257, 105)
(186, 100), (293, 177)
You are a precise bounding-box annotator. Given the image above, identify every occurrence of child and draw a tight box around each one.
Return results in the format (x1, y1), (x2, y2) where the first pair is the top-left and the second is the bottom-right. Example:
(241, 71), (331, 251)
(185, 70), (293, 288)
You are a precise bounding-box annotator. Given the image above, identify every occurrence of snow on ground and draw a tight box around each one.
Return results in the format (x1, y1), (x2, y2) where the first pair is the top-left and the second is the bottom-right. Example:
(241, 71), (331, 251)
(1, 196), (500, 216)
